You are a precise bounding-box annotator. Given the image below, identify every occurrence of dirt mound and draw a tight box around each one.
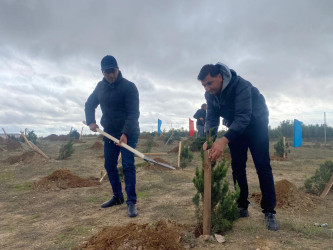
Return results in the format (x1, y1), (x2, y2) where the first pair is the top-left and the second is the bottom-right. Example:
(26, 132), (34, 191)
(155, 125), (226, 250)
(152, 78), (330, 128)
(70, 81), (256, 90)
(4, 151), (45, 165)
(33, 169), (100, 191)
(6, 139), (22, 150)
(0, 136), (5, 144)
(43, 134), (69, 141)
(251, 179), (315, 209)
(90, 141), (103, 150)
(168, 145), (179, 153)
(76, 219), (187, 250)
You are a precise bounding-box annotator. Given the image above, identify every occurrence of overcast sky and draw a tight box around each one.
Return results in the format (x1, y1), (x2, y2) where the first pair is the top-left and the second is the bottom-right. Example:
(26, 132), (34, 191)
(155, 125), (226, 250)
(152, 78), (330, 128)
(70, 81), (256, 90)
(0, 0), (332, 136)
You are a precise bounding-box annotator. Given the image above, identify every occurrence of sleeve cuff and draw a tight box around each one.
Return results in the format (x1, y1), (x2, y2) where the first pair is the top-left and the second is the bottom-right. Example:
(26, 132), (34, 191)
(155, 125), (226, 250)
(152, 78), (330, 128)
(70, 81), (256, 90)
(224, 129), (238, 142)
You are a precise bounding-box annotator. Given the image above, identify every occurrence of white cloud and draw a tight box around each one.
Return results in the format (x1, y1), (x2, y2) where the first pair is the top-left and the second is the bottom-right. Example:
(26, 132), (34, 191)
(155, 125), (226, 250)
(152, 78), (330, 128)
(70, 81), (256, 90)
(0, 0), (333, 136)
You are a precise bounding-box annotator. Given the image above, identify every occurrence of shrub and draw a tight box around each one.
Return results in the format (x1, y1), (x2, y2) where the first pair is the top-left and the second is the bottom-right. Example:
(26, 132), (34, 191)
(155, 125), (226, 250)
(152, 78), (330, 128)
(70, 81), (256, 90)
(69, 129), (80, 139)
(192, 151), (239, 234)
(27, 130), (38, 145)
(192, 133), (239, 234)
(304, 161), (333, 195)
(144, 139), (153, 153)
(180, 143), (193, 169)
(190, 137), (206, 152)
(57, 139), (74, 160)
(274, 137), (290, 158)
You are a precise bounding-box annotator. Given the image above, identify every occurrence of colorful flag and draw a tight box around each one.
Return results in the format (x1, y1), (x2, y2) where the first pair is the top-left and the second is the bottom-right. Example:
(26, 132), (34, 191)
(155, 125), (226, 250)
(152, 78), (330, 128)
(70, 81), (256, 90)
(189, 118), (195, 137)
(157, 119), (162, 135)
(293, 119), (302, 148)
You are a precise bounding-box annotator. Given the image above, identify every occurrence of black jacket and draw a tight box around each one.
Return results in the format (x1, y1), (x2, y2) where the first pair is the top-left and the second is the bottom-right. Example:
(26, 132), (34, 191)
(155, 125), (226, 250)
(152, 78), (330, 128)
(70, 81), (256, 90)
(85, 72), (140, 138)
(205, 64), (269, 142)
(193, 109), (206, 126)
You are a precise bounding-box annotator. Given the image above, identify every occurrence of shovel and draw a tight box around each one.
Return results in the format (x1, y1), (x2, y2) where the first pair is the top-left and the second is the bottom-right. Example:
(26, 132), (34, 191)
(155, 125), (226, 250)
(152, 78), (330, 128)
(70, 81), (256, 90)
(83, 121), (175, 170)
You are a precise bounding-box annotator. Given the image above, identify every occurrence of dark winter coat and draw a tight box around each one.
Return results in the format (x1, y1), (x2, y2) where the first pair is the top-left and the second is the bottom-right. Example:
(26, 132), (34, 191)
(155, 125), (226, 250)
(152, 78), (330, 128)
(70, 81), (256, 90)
(85, 72), (140, 138)
(205, 64), (269, 142)
(193, 109), (206, 126)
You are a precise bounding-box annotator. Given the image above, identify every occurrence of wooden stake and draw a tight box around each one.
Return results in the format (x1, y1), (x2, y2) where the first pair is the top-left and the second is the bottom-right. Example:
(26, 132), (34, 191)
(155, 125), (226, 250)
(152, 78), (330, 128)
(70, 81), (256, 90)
(203, 150), (212, 235)
(177, 141), (182, 168)
(100, 153), (122, 182)
(283, 136), (286, 159)
(165, 131), (174, 145)
(320, 173), (333, 198)
(2, 128), (8, 139)
(20, 132), (49, 160)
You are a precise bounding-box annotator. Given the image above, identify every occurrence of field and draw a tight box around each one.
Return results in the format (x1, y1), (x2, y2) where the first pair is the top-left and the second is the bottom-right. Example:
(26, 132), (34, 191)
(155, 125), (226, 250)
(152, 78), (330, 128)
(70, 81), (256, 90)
(0, 135), (332, 249)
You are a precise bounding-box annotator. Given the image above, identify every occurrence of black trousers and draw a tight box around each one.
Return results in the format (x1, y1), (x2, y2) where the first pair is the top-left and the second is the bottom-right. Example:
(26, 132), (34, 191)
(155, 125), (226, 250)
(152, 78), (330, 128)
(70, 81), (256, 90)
(228, 121), (276, 214)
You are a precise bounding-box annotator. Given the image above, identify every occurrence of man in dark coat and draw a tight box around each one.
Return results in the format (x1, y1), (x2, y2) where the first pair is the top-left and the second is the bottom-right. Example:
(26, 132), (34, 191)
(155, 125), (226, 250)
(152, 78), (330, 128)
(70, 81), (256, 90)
(197, 62), (278, 231)
(193, 103), (207, 137)
(85, 55), (140, 217)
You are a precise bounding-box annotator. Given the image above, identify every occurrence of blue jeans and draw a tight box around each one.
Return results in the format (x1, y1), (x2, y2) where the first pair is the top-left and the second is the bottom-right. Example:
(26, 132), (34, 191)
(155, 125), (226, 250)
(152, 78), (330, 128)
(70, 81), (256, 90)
(228, 121), (276, 214)
(104, 137), (138, 205)
(197, 125), (205, 137)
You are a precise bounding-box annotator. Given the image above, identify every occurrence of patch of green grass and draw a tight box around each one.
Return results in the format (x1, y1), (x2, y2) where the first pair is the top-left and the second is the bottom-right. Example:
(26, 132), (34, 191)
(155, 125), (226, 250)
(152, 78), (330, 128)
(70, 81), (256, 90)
(56, 226), (92, 249)
(31, 214), (41, 220)
(137, 191), (150, 199)
(282, 220), (331, 238)
(135, 161), (149, 168)
(13, 182), (32, 191)
(150, 204), (184, 221)
(0, 172), (15, 182)
(87, 196), (100, 203)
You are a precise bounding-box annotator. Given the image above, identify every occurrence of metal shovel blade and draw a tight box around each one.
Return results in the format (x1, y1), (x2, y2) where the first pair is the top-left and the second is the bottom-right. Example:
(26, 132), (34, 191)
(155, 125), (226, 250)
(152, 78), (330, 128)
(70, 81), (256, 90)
(143, 156), (176, 170)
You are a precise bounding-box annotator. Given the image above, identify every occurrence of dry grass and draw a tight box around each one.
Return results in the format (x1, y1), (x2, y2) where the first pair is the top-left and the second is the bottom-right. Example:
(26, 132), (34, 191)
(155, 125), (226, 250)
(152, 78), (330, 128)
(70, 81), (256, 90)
(0, 137), (332, 249)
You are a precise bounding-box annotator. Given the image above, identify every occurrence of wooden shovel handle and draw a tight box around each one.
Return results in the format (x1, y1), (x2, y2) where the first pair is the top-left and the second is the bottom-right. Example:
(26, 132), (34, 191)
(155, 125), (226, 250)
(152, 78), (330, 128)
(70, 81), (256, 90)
(83, 121), (145, 159)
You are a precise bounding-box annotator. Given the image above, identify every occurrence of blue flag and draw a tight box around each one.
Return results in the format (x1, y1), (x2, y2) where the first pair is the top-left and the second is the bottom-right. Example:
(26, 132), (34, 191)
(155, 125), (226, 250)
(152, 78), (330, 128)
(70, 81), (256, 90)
(293, 119), (302, 148)
(158, 119), (162, 135)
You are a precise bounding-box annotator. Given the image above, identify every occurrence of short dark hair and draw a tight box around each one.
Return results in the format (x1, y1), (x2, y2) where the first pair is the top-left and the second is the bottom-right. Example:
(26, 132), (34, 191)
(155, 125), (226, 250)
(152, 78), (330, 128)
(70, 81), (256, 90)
(197, 64), (220, 81)
(201, 103), (207, 109)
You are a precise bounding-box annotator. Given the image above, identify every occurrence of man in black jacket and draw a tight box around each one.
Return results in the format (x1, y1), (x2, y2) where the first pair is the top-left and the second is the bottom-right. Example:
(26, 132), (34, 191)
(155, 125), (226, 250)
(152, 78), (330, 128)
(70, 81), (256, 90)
(193, 103), (207, 137)
(197, 62), (278, 231)
(85, 55), (140, 217)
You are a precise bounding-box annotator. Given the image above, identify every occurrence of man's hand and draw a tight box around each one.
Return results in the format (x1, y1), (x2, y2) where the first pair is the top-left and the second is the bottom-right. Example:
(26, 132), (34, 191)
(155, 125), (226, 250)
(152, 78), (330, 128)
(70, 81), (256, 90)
(117, 134), (128, 147)
(199, 117), (205, 125)
(89, 123), (99, 132)
(203, 136), (229, 162)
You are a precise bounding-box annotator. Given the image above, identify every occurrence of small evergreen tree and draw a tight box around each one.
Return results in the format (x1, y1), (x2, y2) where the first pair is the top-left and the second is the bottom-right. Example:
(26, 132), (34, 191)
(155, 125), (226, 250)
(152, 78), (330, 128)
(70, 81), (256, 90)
(57, 139), (74, 160)
(69, 129), (80, 139)
(304, 160), (333, 195)
(192, 133), (239, 234)
(144, 139), (153, 153)
(180, 143), (193, 169)
(274, 137), (290, 158)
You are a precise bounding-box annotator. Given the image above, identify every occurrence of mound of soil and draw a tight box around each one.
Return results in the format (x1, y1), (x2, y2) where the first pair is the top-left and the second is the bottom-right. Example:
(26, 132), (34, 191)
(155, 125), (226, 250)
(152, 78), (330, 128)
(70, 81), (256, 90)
(33, 169), (100, 191)
(0, 136), (5, 144)
(168, 145), (179, 153)
(4, 151), (45, 165)
(6, 139), (22, 150)
(251, 179), (315, 209)
(90, 141), (103, 150)
(76, 219), (187, 250)
(43, 134), (69, 141)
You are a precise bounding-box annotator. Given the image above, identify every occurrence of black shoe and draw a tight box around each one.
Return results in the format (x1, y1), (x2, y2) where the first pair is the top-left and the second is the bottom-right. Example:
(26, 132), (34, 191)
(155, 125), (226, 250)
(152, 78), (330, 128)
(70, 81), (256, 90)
(101, 196), (124, 208)
(238, 208), (249, 218)
(127, 204), (138, 217)
(265, 213), (279, 231)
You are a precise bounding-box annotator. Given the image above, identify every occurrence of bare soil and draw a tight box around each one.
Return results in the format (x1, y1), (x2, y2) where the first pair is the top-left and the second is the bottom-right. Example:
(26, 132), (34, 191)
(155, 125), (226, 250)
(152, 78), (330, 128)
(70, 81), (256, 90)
(0, 137), (332, 249)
